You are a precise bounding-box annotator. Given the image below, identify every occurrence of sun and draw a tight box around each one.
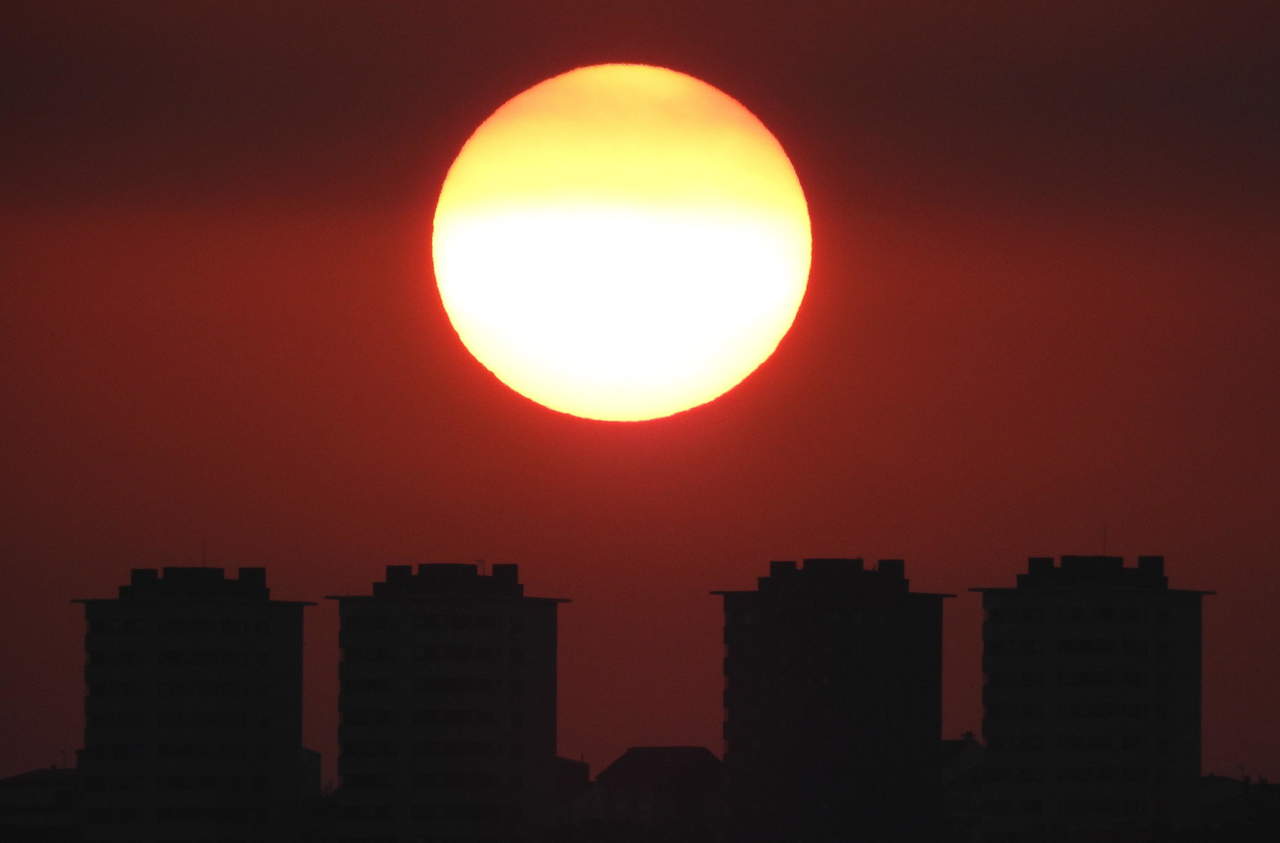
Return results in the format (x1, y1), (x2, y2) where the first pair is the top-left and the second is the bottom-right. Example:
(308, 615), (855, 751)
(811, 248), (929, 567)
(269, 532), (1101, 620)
(432, 63), (811, 422)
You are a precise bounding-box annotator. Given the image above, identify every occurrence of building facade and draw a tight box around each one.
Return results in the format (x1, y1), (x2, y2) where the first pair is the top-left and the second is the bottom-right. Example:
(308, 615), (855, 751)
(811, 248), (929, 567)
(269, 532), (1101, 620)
(974, 555), (1211, 841)
(74, 566), (314, 841)
(329, 563), (565, 842)
(715, 558), (951, 842)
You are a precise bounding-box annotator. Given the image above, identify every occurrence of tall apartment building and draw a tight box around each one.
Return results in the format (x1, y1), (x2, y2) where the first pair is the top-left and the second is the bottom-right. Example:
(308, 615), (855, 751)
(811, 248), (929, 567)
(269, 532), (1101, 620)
(715, 558), (952, 842)
(974, 555), (1211, 841)
(329, 563), (565, 842)
(74, 566), (315, 841)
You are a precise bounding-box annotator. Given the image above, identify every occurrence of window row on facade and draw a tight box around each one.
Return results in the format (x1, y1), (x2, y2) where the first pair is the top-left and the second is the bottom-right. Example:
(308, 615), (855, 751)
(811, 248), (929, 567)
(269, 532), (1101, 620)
(332, 801), (520, 821)
(345, 752), (524, 782)
(984, 669), (1190, 688)
(983, 766), (1166, 784)
(87, 710), (278, 728)
(89, 618), (277, 635)
(82, 805), (274, 824)
(341, 677), (524, 697)
(980, 796), (1153, 817)
(81, 742), (291, 761)
(984, 734), (1168, 752)
(986, 701), (1173, 719)
(341, 770), (518, 790)
(344, 613), (524, 632)
(342, 645), (525, 664)
(82, 773), (274, 793)
(985, 606), (1180, 624)
(340, 675), (523, 694)
(89, 679), (286, 697)
(985, 638), (1181, 655)
(85, 648), (280, 667)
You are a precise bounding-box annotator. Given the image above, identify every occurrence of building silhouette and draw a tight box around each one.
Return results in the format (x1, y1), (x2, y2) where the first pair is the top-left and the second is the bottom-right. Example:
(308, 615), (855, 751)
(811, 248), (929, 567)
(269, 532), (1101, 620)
(328, 563), (565, 842)
(73, 566), (315, 841)
(0, 767), (79, 842)
(715, 558), (952, 842)
(973, 555), (1211, 841)
(940, 731), (986, 841)
(569, 746), (723, 842)
(546, 755), (590, 833)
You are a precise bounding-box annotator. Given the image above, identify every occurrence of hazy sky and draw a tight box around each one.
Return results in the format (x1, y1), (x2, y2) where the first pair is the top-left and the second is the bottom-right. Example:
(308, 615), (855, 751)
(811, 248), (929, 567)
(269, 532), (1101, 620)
(3, 1), (1277, 782)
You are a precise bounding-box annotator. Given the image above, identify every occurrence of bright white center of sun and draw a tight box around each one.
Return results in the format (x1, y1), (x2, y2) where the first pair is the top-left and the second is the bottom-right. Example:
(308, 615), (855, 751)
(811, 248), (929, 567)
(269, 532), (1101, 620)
(432, 64), (811, 421)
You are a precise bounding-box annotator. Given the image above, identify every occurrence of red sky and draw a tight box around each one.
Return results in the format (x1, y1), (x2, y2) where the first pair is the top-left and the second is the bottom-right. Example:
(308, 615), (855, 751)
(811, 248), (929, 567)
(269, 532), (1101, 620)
(2, 1), (1278, 784)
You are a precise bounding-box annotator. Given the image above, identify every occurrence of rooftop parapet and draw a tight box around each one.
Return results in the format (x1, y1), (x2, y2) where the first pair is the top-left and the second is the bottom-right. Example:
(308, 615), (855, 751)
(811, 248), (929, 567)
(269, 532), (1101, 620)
(124, 566), (268, 599)
(370, 562), (526, 598)
(1013, 554), (1171, 589)
(755, 557), (911, 592)
(73, 566), (311, 604)
(327, 562), (568, 604)
(715, 557), (952, 599)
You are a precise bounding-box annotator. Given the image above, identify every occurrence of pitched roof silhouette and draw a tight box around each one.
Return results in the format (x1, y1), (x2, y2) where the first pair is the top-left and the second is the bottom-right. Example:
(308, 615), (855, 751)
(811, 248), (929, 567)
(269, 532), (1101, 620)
(595, 746), (721, 793)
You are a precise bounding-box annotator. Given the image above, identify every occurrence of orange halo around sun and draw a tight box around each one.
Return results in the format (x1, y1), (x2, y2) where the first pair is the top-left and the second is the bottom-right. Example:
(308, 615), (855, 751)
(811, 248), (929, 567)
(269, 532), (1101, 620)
(432, 63), (811, 421)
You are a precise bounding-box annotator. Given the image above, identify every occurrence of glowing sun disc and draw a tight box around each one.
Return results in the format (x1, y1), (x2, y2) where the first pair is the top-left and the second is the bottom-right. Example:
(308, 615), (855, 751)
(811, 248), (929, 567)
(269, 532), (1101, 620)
(432, 63), (811, 421)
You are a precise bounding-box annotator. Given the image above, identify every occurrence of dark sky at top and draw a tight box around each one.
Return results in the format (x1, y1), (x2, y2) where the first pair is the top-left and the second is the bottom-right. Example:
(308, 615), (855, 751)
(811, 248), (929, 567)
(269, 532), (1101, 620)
(2, 1), (1277, 782)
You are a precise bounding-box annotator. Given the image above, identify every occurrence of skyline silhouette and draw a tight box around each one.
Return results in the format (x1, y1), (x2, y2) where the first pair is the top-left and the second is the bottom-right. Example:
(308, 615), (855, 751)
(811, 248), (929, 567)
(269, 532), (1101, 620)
(6, 554), (1274, 841)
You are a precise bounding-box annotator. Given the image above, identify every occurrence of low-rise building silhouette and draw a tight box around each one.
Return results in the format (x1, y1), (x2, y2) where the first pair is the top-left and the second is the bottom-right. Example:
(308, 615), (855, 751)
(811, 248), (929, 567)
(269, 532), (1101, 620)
(328, 563), (566, 842)
(973, 555), (1211, 841)
(73, 566), (315, 841)
(570, 746), (723, 842)
(1182, 774), (1280, 840)
(941, 731), (985, 841)
(0, 767), (79, 842)
(715, 558), (952, 842)
(547, 756), (590, 832)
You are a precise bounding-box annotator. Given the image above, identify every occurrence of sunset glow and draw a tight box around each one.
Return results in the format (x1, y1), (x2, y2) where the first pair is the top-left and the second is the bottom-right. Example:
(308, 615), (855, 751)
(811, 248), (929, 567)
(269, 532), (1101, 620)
(432, 64), (811, 421)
